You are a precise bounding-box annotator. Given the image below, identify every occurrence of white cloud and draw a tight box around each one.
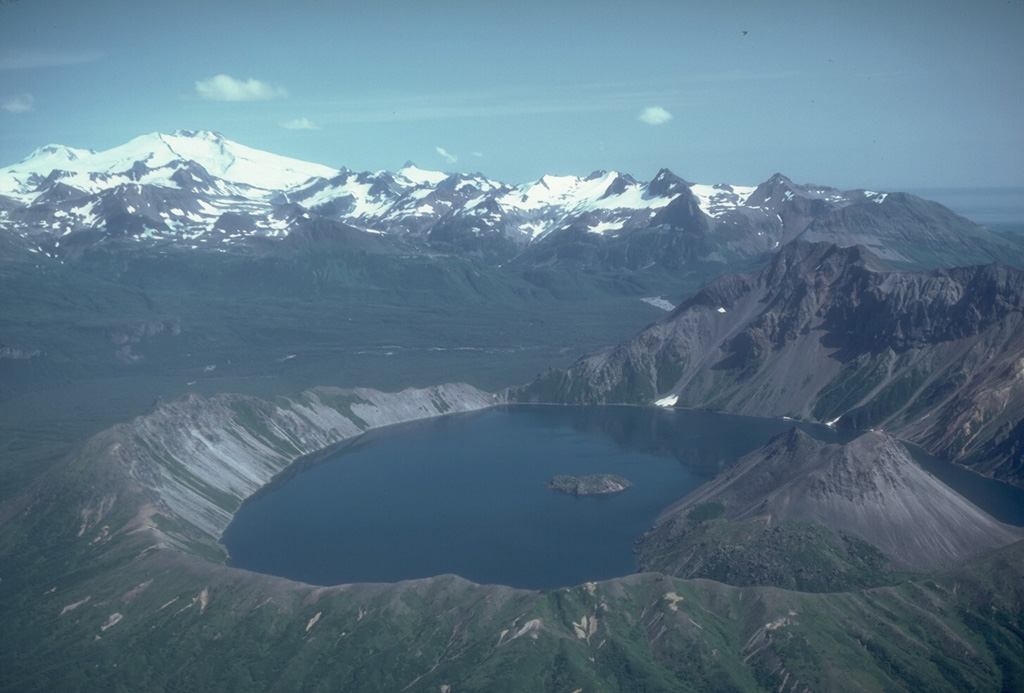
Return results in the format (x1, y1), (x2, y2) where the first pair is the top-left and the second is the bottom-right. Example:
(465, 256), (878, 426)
(281, 117), (320, 130)
(638, 106), (673, 125)
(436, 146), (457, 164)
(2, 93), (34, 113)
(195, 74), (287, 102)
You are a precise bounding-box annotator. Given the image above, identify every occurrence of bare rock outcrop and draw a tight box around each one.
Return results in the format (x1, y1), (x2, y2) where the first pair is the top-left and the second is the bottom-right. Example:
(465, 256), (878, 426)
(79, 383), (500, 543)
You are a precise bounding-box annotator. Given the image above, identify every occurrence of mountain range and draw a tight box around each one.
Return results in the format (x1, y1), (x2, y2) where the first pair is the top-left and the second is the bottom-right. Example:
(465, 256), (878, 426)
(2, 130), (1019, 271)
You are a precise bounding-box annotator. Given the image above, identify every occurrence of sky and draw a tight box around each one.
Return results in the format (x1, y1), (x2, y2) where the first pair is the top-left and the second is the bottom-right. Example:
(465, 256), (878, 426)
(1, 0), (1022, 190)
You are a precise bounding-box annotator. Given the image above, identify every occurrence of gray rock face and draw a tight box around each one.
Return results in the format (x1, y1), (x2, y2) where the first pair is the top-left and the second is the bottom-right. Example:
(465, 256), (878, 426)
(515, 241), (1024, 486)
(644, 428), (1023, 572)
(81, 383), (501, 543)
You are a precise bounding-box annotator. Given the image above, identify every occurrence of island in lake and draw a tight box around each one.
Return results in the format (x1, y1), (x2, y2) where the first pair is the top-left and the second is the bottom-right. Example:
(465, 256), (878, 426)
(544, 474), (632, 496)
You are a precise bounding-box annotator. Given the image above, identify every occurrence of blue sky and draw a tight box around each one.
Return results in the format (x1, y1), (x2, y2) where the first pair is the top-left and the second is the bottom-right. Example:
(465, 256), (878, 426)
(1, 0), (1022, 190)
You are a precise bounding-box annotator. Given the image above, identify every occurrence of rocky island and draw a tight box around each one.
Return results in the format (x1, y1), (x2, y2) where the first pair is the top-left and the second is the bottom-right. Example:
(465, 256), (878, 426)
(544, 473), (632, 496)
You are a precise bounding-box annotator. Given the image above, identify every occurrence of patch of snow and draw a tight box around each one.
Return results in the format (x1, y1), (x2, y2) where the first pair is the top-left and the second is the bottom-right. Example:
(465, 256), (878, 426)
(641, 296), (675, 311)
(587, 220), (624, 235)
(517, 221), (548, 239)
(689, 183), (756, 218)
(397, 164), (447, 186)
(497, 171), (670, 216)
(717, 307), (727, 313)
(655, 395), (679, 407)
(301, 178), (393, 218)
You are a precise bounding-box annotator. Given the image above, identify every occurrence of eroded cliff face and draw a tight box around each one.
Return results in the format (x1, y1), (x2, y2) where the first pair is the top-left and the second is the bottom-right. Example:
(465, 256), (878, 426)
(76, 383), (500, 545)
(515, 241), (1024, 485)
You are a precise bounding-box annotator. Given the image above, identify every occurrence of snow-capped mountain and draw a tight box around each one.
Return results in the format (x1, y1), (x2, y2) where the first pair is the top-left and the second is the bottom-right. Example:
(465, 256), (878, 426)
(0, 130), (335, 199)
(0, 130), (1017, 270)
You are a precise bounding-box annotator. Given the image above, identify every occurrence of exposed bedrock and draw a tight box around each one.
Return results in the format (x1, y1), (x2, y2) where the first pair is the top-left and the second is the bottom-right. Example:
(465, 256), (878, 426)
(74, 382), (501, 544)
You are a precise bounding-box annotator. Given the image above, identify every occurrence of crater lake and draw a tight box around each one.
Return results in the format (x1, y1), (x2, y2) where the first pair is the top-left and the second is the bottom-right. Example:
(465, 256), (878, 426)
(222, 406), (873, 588)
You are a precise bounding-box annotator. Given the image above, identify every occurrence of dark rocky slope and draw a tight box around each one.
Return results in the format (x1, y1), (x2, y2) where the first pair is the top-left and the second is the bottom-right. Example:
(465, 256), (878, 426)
(636, 429), (1022, 585)
(516, 241), (1024, 486)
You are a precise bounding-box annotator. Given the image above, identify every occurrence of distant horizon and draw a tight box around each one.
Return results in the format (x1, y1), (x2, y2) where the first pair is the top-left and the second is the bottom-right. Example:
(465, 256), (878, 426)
(1, 1), (1021, 193)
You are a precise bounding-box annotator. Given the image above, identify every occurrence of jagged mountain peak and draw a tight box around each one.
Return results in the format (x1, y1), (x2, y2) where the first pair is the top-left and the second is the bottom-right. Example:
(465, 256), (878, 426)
(746, 172), (848, 208)
(648, 168), (692, 197)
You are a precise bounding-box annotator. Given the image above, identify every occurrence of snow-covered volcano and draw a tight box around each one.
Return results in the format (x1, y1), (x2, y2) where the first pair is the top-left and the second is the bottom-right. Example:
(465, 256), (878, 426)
(0, 130), (337, 200)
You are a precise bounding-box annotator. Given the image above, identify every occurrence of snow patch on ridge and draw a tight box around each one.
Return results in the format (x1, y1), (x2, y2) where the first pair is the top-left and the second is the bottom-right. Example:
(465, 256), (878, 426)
(397, 164), (448, 186)
(689, 183), (756, 218)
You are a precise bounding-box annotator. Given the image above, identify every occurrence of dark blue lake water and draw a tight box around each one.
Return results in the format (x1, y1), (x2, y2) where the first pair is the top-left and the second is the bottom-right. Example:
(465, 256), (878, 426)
(223, 406), (854, 588)
(222, 405), (1024, 589)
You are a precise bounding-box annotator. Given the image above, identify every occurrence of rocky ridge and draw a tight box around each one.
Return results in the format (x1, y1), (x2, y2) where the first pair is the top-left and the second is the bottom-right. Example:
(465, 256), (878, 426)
(515, 241), (1024, 485)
